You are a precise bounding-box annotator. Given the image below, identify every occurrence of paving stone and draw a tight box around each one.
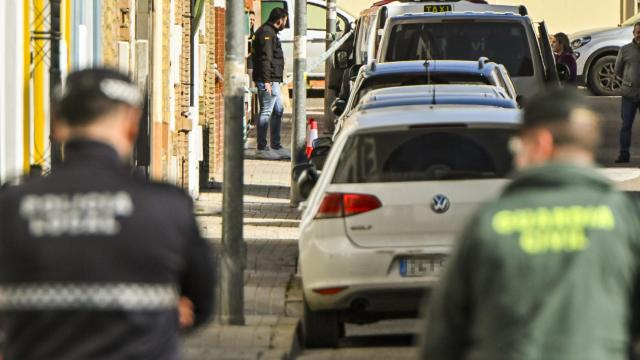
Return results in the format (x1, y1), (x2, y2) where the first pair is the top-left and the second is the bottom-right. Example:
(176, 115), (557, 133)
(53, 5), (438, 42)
(185, 101), (308, 359)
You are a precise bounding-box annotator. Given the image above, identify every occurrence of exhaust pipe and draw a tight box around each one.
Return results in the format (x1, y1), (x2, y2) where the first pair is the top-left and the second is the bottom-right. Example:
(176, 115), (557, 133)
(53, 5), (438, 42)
(350, 298), (369, 312)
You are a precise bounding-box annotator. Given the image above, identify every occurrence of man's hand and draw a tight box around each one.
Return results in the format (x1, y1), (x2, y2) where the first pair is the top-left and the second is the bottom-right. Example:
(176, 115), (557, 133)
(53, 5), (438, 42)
(178, 297), (195, 329)
(265, 82), (272, 95)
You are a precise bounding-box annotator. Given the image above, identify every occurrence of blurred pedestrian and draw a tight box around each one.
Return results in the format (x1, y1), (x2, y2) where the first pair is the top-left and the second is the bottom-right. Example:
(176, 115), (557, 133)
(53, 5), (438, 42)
(249, 10), (256, 38)
(247, 10), (257, 67)
(549, 34), (557, 53)
(614, 22), (640, 163)
(554, 32), (577, 86)
(419, 89), (640, 360)
(0, 68), (215, 360)
(252, 7), (290, 160)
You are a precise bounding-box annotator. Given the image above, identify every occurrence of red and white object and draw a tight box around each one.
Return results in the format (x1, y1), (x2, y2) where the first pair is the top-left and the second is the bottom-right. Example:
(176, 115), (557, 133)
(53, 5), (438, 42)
(306, 118), (319, 159)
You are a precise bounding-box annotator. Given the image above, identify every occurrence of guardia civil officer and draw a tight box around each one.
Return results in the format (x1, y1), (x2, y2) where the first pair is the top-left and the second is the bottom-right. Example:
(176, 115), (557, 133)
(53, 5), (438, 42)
(0, 68), (215, 359)
(419, 89), (640, 360)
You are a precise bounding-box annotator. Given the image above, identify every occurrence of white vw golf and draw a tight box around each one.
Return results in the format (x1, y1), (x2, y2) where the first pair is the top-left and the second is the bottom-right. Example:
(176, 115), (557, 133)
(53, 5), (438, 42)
(297, 104), (521, 347)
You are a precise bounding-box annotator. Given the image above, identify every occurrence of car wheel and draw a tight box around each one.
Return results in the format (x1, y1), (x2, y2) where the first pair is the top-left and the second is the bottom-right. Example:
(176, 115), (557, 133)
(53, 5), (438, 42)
(588, 55), (621, 96)
(302, 299), (342, 348)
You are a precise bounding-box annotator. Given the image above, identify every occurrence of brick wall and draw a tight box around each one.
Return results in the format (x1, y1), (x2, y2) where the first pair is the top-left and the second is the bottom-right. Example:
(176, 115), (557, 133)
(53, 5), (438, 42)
(102, 0), (129, 66)
(202, 1), (217, 183)
(213, 6), (225, 178)
(172, 0), (192, 190)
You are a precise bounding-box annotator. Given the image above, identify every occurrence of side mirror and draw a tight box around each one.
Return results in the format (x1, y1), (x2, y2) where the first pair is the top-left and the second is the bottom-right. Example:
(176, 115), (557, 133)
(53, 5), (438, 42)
(556, 63), (571, 82)
(312, 137), (333, 149)
(332, 99), (347, 117)
(334, 50), (350, 70)
(310, 145), (331, 171)
(296, 165), (319, 200)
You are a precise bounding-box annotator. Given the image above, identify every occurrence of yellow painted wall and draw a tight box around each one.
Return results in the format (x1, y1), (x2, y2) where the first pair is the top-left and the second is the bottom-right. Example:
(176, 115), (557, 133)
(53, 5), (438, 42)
(337, 0), (374, 17)
(338, 0), (637, 34)
(492, 0), (633, 34)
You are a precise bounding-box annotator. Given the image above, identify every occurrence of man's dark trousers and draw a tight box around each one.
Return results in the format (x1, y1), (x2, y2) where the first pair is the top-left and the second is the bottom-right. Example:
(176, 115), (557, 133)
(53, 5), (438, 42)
(620, 96), (640, 157)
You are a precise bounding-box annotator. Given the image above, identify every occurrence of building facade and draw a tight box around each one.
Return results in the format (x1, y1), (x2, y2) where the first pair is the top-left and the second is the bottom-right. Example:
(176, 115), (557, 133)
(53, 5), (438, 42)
(1, 0), (260, 198)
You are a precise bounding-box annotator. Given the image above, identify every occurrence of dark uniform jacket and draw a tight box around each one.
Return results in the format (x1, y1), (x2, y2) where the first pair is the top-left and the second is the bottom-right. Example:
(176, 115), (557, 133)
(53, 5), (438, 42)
(615, 41), (640, 101)
(0, 140), (215, 360)
(420, 164), (640, 360)
(251, 23), (285, 83)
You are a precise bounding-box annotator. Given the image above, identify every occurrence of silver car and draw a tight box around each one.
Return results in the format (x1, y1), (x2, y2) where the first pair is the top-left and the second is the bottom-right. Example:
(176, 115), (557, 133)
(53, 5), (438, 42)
(570, 14), (640, 96)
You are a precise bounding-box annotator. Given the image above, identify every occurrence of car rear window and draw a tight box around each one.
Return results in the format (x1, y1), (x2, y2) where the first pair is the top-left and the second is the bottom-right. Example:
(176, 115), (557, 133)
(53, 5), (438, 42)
(384, 22), (534, 77)
(355, 73), (489, 105)
(332, 127), (515, 183)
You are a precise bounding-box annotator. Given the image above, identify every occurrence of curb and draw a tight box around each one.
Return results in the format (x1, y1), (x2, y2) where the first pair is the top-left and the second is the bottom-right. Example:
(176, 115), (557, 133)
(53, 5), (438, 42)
(285, 320), (303, 360)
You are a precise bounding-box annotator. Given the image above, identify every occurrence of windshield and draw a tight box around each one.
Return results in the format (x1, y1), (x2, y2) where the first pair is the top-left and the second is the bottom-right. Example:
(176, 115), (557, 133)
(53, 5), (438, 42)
(384, 22), (534, 77)
(354, 73), (490, 105)
(622, 13), (640, 26)
(333, 127), (515, 183)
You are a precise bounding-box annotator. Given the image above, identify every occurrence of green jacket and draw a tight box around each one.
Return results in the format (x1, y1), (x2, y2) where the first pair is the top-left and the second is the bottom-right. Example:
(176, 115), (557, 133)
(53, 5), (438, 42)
(420, 163), (640, 360)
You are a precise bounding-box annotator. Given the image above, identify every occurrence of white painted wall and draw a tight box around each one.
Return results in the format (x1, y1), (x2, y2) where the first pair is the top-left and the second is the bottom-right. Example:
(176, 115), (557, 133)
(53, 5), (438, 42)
(188, 16), (207, 199)
(0, 0), (24, 184)
(167, 0), (178, 185)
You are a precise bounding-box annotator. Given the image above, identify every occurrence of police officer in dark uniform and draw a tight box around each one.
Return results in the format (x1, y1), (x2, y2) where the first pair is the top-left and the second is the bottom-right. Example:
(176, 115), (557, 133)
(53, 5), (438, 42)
(0, 68), (215, 359)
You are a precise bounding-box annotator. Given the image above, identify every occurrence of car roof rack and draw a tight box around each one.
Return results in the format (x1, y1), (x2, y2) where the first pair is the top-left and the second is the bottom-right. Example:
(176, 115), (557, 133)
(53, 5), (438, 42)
(519, 5), (528, 15)
(478, 57), (490, 70)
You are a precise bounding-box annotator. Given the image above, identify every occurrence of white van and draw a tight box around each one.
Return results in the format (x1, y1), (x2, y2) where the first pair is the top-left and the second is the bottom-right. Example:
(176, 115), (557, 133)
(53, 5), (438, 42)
(375, 11), (564, 99)
(259, 0), (355, 82)
(351, 0), (523, 67)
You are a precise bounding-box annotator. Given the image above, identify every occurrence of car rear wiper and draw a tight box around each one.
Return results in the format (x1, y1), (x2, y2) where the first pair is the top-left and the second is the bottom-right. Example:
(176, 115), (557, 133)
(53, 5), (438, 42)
(436, 171), (499, 180)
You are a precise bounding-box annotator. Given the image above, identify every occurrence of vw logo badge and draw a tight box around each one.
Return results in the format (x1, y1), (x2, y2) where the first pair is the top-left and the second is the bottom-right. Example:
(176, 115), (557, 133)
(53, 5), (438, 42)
(431, 194), (450, 214)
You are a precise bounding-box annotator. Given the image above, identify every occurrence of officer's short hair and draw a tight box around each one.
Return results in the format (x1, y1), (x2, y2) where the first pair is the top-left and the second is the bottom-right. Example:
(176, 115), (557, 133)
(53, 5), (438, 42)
(268, 7), (288, 24)
(522, 88), (600, 152)
(54, 68), (143, 127)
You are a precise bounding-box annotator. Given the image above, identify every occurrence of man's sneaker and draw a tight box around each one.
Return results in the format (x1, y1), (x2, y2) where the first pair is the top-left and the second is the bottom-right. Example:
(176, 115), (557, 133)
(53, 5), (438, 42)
(615, 153), (630, 164)
(272, 147), (291, 160)
(256, 149), (280, 160)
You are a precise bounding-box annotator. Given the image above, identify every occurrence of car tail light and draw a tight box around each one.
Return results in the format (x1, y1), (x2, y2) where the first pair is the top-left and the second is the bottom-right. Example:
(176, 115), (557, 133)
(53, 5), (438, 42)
(315, 193), (382, 219)
(343, 194), (382, 217)
(313, 287), (348, 295)
(315, 193), (344, 219)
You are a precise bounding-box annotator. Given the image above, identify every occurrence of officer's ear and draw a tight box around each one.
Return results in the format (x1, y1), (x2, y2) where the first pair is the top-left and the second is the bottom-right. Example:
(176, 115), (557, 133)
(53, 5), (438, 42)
(52, 117), (71, 143)
(536, 128), (555, 160)
(123, 106), (142, 144)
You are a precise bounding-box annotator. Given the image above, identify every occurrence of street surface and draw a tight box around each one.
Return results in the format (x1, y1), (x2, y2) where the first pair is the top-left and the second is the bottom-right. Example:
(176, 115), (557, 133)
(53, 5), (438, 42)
(295, 320), (418, 360)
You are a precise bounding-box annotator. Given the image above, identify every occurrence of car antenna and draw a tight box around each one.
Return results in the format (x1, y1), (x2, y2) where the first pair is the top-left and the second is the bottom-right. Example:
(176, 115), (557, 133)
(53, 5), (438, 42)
(423, 59), (431, 85)
(423, 59), (436, 105)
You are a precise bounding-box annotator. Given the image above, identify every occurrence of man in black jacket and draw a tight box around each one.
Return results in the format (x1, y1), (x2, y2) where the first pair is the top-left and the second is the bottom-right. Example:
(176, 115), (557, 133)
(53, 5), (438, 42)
(252, 7), (290, 160)
(0, 68), (215, 360)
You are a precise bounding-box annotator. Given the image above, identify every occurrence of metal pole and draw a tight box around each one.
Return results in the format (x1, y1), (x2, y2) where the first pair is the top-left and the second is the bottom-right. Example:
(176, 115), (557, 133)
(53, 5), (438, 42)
(221, 0), (245, 325)
(290, 0), (308, 205)
(323, 0), (337, 133)
(50, 0), (63, 167)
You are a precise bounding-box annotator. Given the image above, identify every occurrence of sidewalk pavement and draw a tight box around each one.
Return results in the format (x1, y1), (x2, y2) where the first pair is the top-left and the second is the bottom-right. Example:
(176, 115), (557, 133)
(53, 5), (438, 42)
(183, 99), (326, 359)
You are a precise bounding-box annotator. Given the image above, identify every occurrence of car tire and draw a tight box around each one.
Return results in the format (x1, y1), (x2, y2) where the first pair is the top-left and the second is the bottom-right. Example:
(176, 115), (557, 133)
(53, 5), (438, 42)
(303, 299), (342, 348)
(588, 55), (621, 96)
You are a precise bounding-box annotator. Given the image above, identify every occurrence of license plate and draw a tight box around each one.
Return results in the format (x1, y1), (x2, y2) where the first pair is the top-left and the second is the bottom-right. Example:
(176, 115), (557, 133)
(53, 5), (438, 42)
(400, 256), (445, 277)
(424, 5), (453, 13)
